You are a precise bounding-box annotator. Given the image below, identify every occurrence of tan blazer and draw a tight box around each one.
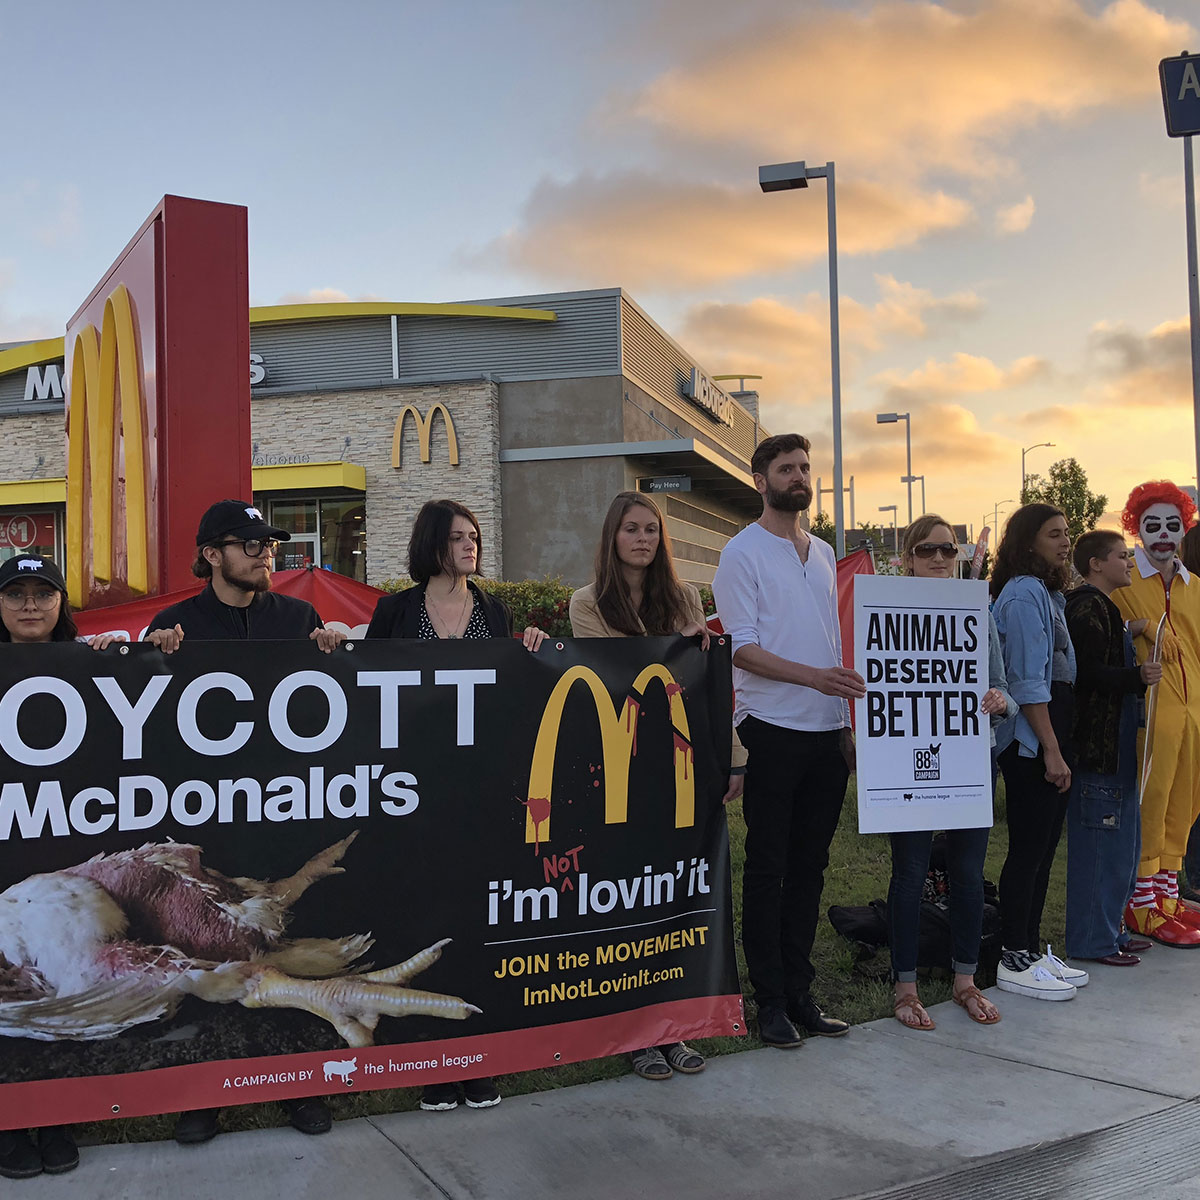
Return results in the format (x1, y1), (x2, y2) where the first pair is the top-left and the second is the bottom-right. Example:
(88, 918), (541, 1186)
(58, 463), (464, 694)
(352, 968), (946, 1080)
(568, 581), (746, 770)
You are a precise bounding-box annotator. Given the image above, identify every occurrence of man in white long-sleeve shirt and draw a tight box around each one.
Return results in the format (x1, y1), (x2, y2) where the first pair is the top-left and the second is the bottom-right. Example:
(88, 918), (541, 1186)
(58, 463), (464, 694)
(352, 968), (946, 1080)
(713, 433), (866, 1048)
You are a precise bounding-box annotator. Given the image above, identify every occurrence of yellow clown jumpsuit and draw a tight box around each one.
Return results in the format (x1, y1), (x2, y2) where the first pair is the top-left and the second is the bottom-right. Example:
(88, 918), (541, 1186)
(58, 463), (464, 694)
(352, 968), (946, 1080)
(1114, 550), (1200, 875)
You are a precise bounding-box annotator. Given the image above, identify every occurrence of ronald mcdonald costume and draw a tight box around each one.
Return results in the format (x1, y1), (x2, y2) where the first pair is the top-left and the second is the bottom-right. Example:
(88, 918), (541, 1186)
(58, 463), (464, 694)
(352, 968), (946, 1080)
(1113, 481), (1200, 945)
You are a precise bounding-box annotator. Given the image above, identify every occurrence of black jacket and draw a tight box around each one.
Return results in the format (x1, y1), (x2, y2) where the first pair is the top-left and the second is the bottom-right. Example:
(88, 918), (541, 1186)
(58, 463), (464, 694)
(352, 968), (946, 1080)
(148, 584), (323, 641)
(365, 582), (513, 640)
(1065, 583), (1144, 775)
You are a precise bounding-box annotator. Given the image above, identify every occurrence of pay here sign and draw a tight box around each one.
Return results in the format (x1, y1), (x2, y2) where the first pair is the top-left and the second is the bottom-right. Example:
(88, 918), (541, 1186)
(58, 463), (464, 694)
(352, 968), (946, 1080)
(853, 575), (993, 834)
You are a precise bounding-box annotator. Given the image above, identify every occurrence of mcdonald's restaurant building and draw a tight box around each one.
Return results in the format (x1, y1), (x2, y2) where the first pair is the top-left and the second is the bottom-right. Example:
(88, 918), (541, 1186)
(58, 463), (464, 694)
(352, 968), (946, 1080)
(0, 289), (769, 589)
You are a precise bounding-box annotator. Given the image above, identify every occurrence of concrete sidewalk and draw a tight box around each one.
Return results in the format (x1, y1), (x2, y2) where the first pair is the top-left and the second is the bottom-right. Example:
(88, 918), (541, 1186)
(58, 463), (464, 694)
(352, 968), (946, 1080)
(15, 948), (1200, 1200)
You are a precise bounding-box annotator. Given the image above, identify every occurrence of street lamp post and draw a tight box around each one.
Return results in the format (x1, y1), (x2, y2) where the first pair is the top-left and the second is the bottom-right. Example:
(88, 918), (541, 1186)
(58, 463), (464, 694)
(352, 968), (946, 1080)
(760, 159), (845, 556)
(1021, 442), (1055, 500)
(816, 475), (855, 528)
(879, 504), (898, 555)
(905, 474), (926, 514)
(877, 411), (913, 524)
(988, 499), (1015, 534)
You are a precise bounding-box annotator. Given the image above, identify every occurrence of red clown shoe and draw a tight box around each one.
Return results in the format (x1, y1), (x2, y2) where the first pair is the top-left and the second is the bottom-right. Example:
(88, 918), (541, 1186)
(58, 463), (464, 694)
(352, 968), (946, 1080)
(1158, 896), (1200, 930)
(1125, 902), (1200, 947)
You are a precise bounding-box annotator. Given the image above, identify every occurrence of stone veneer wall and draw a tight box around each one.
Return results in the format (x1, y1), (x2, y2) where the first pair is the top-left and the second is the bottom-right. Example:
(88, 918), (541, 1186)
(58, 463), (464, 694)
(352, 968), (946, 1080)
(249, 380), (502, 583)
(0, 412), (65, 479)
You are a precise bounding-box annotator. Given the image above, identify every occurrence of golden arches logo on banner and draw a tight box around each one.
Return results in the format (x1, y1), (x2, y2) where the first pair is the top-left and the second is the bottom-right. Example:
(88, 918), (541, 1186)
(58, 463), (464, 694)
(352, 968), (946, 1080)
(524, 664), (695, 850)
(391, 403), (459, 468)
(65, 284), (151, 607)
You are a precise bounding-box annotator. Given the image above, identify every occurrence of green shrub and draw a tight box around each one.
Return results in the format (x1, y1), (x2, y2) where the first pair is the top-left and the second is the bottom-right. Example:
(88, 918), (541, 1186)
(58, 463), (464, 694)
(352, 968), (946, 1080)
(374, 576), (575, 637)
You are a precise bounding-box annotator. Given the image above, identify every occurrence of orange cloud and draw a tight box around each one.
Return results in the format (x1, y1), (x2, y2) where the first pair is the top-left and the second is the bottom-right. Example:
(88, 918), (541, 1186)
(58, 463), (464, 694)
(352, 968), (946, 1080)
(480, 173), (971, 289)
(677, 277), (982, 405)
(628, 0), (1191, 183)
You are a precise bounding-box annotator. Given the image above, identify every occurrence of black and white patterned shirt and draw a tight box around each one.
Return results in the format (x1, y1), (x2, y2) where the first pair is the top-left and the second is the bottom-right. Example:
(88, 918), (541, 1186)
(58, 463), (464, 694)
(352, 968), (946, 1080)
(418, 597), (490, 641)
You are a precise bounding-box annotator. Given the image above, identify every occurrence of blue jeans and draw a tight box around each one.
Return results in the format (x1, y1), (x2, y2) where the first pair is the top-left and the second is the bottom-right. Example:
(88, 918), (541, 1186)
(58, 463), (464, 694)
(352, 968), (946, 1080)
(888, 826), (991, 981)
(1065, 683), (1140, 959)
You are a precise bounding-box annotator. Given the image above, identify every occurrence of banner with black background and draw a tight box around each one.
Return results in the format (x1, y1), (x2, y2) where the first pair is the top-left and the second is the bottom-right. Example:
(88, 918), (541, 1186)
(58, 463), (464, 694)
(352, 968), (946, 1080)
(0, 637), (741, 1127)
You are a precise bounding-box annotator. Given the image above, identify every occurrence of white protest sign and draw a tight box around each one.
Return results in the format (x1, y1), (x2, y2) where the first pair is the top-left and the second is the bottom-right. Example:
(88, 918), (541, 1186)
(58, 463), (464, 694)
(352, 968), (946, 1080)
(853, 574), (993, 834)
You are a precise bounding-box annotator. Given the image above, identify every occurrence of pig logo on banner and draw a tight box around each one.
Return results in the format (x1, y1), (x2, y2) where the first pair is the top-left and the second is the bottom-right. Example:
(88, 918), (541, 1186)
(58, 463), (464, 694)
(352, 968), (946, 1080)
(323, 1057), (358, 1086)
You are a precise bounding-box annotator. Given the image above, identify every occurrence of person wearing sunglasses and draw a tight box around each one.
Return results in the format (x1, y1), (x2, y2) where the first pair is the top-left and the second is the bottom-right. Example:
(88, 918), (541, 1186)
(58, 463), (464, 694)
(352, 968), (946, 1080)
(144, 500), (345, 1145)
(886, 517), (1014, 1031)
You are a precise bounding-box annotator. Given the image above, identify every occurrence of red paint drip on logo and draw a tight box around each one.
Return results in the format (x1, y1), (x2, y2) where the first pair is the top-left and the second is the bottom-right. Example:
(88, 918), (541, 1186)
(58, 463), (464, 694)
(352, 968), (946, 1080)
(523, 795), (552, 854)
(624, 696), (641, 757)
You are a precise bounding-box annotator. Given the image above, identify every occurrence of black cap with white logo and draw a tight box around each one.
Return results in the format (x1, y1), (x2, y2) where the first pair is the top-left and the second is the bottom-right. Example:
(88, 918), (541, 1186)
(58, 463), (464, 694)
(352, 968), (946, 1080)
(0, 555), (67, 594)
(195, 500), (291, 546)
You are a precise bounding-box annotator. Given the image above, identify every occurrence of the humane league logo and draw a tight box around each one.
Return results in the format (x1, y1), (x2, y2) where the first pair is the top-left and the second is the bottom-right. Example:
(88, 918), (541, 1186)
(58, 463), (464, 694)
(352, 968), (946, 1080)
(913, 743), (941, 781)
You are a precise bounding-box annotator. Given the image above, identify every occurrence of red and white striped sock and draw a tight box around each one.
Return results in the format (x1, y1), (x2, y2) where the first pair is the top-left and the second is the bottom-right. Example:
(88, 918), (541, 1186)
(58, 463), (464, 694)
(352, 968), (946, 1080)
(1153, 870), (1179, 900)
(1131, 877), (1157, 908)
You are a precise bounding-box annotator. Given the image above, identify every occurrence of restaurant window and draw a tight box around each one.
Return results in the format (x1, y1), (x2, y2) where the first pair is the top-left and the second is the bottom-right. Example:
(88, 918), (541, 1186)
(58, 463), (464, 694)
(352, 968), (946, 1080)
(0, 509), (62, 565)
(266, 497), (366, 583)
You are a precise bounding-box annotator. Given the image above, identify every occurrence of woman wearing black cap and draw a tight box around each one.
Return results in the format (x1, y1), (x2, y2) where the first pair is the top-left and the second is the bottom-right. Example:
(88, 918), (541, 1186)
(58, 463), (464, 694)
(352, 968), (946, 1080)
(0, 554), (123, 1180)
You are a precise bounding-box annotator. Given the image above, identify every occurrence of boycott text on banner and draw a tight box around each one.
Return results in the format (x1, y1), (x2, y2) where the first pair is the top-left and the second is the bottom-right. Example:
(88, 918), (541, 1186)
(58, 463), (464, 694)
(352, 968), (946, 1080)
(853, 575), (993, 834)
(0, 636), (740, 1128)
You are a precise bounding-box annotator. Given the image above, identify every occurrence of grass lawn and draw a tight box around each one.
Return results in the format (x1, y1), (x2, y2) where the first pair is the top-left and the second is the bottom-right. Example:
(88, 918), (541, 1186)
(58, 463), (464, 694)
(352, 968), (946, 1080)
(81, 776), (1068, 1143)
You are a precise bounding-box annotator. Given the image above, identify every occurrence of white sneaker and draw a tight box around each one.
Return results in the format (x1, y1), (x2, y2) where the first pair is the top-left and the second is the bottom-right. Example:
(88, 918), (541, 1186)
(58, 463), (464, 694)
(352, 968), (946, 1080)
(1033, 945), (1090, 988)
(995, 960), (1077, 1000)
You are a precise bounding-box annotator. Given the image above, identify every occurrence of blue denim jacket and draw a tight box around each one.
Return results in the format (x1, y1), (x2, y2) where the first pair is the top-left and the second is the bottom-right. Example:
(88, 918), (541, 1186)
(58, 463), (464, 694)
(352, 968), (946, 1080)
(992, 575), (1076, 757)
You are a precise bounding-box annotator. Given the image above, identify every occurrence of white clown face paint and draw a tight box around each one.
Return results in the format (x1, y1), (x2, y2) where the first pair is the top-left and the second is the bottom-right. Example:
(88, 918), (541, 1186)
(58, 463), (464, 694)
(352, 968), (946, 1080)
(1138, 502), (1186, 566)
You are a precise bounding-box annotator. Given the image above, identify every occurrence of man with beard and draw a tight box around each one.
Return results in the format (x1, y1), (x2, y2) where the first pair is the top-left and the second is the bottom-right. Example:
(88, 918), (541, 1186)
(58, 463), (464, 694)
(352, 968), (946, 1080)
(146, 499), (345, 1143)
(713, 434), (866, 1048)
(147, 500), (342, 647)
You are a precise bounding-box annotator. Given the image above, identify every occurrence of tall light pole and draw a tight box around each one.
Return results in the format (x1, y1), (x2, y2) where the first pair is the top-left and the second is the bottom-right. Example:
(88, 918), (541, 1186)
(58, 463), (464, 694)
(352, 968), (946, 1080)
(879, 504), (898, 554)
(906, 474), (926, 514)
(760, 159), (845, 556)
(1021, 442), (1055, 501)
(877, 411), (913, 524)
(988, 499), (1015, 533)
(816, 475), (855, 527)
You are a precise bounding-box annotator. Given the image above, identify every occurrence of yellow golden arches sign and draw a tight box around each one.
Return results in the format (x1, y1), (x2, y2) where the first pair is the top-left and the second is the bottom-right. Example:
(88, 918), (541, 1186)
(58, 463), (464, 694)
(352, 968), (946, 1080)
(65, 284), (151, 607)
(524, 663), (695, 848)
(391, 403), (459, 468)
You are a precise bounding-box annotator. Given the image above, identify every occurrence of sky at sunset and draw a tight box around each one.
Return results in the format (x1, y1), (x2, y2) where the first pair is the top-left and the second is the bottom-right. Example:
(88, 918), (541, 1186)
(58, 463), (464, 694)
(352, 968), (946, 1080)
(3, 0), (1199, 537)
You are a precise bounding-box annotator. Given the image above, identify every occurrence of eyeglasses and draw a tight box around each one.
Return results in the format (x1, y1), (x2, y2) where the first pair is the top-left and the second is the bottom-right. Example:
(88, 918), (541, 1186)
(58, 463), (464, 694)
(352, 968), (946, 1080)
(0, 588), (59, 611)
(912, 543), (957, 560)
(215, 538), (279, 559)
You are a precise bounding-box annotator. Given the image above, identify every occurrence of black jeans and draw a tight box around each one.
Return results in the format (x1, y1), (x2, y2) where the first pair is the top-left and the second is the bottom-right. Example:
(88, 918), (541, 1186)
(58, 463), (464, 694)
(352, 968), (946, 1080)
(737, 717), (849, 1010)
(997, 741), (1068, 953)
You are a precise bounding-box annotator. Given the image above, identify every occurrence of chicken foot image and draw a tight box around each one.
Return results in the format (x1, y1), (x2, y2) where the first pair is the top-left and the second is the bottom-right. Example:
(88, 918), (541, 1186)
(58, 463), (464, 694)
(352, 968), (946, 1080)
(239, 938), (480, 1047)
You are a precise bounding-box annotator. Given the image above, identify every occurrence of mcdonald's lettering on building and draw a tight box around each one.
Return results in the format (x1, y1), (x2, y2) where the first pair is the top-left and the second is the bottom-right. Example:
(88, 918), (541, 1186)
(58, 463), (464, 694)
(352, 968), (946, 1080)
(524, 664), (696, 851)
(0, 288), (769, 589)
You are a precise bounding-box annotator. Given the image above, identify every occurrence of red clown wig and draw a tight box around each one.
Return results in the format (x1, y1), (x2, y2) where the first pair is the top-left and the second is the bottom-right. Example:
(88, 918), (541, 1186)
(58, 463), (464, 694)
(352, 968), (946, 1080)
(1121, 480), (1197, 538)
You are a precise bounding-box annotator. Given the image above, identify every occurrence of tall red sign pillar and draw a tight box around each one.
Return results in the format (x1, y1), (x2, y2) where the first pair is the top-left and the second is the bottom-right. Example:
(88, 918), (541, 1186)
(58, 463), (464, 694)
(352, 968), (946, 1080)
(64, 195), (251, 610)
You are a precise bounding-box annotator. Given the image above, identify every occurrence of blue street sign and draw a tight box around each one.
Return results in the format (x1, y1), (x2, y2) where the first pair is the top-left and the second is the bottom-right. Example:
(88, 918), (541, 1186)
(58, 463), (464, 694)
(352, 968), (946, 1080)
(1161, 54), (1200, 137)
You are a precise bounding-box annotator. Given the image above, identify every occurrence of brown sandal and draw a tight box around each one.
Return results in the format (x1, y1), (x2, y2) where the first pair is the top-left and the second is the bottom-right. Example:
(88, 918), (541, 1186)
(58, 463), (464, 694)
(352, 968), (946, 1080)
(893, 992), (935, 1030)
(953, 985), (1001, 1025)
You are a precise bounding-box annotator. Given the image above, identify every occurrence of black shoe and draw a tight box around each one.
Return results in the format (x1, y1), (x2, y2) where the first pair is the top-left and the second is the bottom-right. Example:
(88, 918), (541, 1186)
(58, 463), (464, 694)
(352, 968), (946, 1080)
(419, 1083), (461, 1112)
(788, 995), (850, 1037)
(174, 1108), (222, 1145)
(756, 1005), (803, 1048)
(463, 1077), (501, 1109)
(282, 1098), (332, 1135)
(37, 1126), (79, 1174)
(0, 1130), (40, 1180)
